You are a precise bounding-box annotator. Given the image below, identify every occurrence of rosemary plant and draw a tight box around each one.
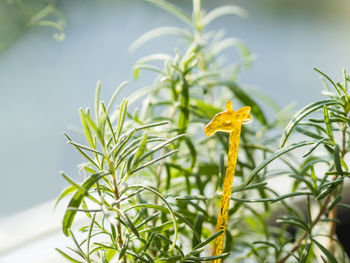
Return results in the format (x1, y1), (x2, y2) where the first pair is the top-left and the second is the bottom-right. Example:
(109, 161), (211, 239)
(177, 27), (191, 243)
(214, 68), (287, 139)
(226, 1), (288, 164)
(57, 0), (350, 262)
(274, 69), (350, 263)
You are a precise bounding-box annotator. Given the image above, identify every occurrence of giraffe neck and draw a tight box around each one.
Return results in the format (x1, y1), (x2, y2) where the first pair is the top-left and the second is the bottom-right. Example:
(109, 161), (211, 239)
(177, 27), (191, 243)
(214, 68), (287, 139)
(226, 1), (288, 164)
(212, 124), (242, 263)
(218, 125), (242, 202)
(226, 125), (242, 183)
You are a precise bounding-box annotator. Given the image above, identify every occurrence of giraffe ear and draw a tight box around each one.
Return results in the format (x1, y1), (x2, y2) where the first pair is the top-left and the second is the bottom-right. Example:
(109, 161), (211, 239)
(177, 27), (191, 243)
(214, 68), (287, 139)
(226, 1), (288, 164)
(225, 100), (233, 111)
(237, 106), (253, 124)
(236, 106), (251, 114)
(242, 114), (253, 124)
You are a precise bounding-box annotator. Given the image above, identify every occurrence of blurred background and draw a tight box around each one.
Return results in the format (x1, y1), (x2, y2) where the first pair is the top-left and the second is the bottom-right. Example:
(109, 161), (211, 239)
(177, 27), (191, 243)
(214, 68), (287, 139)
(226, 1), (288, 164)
(0, 0), (349, 261)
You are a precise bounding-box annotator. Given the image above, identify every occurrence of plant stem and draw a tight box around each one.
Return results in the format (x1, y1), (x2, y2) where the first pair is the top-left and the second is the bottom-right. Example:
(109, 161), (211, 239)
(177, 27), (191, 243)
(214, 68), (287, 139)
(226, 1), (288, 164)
(103, 145), (126, 262)
(341, 125), (347, 158)
(278, 194), (333, 263)
(112, 172), (126, 263)
(328, 124), (347, 255)
(279, 120), (347, 263)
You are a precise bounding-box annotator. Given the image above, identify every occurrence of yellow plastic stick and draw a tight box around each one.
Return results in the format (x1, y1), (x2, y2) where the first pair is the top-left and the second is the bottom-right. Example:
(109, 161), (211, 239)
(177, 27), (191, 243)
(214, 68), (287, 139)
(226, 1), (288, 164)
(204, 101), (252, 263)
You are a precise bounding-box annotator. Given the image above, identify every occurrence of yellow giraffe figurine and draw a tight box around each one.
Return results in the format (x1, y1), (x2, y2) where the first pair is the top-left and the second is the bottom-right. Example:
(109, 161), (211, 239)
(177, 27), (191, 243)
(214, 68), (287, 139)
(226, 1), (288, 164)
(204, 101), (252, 263)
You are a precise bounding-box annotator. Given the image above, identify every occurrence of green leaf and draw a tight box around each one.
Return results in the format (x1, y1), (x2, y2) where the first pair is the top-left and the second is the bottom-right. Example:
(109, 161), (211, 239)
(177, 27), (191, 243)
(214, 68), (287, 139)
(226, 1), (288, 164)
(64, 133), (100, 169)
(186, 253), (229, 261)
(106, 81), (128, 114)
(338, 203), (350, 210)
(310, 166), (317, 189)
(191, 99), (221, 118)
(280, 99), (341, 147)
(234, 182), (268, 192)
(232, 141), (313, 192)
(218, 152), (225, 190)
(79, 108), (95, 149)
(129, 27), (187, 51)
(302, 138), (327, 157)
(95, 81), (101, 122)
(86, 213), (96, 256)
(136, 134), (185, 164)
(316, 183), (339, 200)
(132, 64), (165, 78)
(61, 173), (101, 204)
(314, 68), (341, 95)
(231, 191), (312, 203)
(192, 214), (204, 248)
(136, 212), (160, 229)
(295, 127), (324, 140)
(118, 234), (129, 260)
(130, 133), (148, 169)
(184, 136), (197, 168)
(111, 129), (137, 161)
(178, 80), (190, 134)
(211, 38), (239, 56)
(312, 239), (338, 263)
(125, 250), (150, 262)
(100, 102), (117, 145)
(334, 144), (344, 176)
(66, 139), (104, 156)
(202, 5), (247, 26)
(315, 234), (346, 263)
(125, 185), (178, 251)
(136, 120), (169, 131)
(190, 72), (220, 87)
(276, 215), (309, 231)
(62, 172), (106, 236)
(130, 150), (178, 175)
(298, 122), (328, 134)
(323, 105), (335, 143)
(156, 256), (182, 263)
(116, 207), (140, 238)
(253, 241), (278, 251)
(69, 230), (87, 260)
(157, 234), (185, 258)
(116, 98), (128, 144)
(105, 249), (117, 262)
(146, 0), (192, 26)
(138, 221), (173, 234)
(134, 53), (172, 79)
(140, 232), (155, 255)
(55, 185), (75, 208)
(86, 112), (105, 148)
(299, 239), (312, 263)
(198, 162), (219, 176)
(192, 230), (224, 251)
(175, 195), (207, 201)
(116, 136), (163, 167)
(55, 248), (83, 263)
(337, 82), (347, 96)
(328, 194), (342, 211)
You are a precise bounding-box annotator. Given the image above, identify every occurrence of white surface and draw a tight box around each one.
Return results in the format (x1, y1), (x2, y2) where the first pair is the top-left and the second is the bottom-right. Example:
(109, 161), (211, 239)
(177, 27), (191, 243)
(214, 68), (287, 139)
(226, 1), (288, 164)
(0, 200), (87, 262)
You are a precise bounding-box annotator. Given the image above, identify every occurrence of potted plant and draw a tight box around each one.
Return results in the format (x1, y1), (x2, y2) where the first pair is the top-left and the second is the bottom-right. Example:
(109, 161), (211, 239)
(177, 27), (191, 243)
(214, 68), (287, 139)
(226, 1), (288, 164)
(56, 1), (350, 262)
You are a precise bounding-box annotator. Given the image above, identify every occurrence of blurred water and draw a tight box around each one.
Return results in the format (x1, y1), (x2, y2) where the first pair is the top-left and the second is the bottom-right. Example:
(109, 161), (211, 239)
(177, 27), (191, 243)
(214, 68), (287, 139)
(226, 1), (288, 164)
(0, 0), (349, 217)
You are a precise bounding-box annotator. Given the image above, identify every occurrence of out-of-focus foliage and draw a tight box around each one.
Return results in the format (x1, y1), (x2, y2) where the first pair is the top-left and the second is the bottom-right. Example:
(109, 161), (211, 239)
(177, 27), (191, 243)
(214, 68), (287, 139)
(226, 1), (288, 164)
(56, 0), (350, 262)
(0, 0), (64, 52)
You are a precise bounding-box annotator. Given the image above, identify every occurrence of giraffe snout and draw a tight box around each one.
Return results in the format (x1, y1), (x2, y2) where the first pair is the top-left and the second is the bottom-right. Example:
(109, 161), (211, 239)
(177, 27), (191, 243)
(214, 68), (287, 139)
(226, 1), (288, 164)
(204, 123), (216, 136)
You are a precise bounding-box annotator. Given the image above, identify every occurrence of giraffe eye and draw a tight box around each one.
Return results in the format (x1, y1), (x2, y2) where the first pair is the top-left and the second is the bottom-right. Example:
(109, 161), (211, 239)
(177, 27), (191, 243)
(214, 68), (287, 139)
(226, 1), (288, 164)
(224, 121), (232, 125)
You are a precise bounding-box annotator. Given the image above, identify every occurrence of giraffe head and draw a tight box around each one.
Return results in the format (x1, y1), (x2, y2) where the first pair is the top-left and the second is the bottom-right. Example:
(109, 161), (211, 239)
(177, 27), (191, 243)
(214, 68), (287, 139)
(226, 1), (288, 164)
(204, 101), (252, 136)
